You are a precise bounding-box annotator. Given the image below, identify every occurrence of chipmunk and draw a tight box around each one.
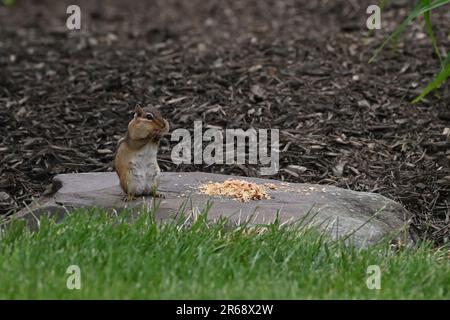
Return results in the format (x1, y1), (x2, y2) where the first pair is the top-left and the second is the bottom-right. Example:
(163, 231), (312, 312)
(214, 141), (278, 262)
(114, 105), (169, 201)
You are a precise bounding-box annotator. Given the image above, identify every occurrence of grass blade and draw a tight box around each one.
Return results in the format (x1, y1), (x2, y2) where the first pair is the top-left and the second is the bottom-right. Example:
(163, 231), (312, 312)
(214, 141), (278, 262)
(369, 2), (424, 63)
(412, 60), (450, 103)
(369, 0), (450, 63)
(443, 51), (450, 67)
(415, 0), (450, 15)
(1, 0), (15, 6)
(422, 0), (443, 64)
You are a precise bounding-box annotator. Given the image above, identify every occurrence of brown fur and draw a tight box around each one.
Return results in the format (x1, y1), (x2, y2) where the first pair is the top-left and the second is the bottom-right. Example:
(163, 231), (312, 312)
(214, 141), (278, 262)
(114, 105), (169, 196)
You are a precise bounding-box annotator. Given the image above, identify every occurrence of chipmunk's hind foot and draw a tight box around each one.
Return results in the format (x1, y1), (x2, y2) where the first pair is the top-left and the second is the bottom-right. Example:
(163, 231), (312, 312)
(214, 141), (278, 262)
(122, 194), (136, 202)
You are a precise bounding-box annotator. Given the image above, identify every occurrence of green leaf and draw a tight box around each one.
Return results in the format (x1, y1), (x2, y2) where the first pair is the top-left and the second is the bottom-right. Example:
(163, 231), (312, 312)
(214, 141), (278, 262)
(412, 59), (450, 103)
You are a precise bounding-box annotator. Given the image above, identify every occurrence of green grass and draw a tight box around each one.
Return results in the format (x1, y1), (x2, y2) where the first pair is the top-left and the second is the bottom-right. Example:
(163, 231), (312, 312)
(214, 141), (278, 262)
(0, 207), (449, 299)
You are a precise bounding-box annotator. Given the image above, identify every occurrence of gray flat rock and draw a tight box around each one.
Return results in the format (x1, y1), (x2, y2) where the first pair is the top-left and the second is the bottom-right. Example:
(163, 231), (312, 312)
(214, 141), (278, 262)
(11, 172), (413, 247)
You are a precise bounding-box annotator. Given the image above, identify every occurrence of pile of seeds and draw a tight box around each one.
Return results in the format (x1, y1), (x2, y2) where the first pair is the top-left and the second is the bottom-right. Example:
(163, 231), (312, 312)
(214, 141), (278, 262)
(199, 180), (271, 202)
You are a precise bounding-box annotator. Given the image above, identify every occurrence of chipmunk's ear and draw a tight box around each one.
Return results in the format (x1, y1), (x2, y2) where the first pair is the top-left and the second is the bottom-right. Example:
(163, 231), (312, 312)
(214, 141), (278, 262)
(134, 104), (144, 118)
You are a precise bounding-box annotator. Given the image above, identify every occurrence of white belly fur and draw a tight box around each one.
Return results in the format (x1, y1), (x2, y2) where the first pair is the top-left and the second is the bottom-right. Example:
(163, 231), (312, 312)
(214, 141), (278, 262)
(127, 143), (160, 196)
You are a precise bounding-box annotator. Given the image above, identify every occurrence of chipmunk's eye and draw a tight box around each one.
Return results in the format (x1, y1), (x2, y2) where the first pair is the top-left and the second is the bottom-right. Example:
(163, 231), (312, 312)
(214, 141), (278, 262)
(146, 113), (154, 120)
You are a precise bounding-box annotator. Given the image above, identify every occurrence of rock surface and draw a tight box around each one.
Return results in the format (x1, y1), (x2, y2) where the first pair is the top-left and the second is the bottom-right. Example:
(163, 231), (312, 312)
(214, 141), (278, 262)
(11, 172), (412, 247)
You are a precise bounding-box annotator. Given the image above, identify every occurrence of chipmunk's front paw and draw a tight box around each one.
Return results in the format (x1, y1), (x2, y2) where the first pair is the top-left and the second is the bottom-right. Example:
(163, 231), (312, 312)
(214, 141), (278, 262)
(152, 192), (165, 199)
(149, 185), (164, 198)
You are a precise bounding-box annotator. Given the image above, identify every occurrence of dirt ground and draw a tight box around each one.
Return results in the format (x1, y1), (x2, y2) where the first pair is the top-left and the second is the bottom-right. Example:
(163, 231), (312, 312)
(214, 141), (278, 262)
(0, 0), (449, 244)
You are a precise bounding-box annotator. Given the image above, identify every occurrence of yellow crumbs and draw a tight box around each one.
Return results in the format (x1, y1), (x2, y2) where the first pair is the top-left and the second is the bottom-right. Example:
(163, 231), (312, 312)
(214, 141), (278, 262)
(198, 179), (273, 202)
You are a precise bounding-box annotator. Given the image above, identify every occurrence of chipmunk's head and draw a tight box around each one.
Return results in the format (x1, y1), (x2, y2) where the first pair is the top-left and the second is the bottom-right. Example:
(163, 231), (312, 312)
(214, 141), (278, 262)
(133, 104), (170, 141)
